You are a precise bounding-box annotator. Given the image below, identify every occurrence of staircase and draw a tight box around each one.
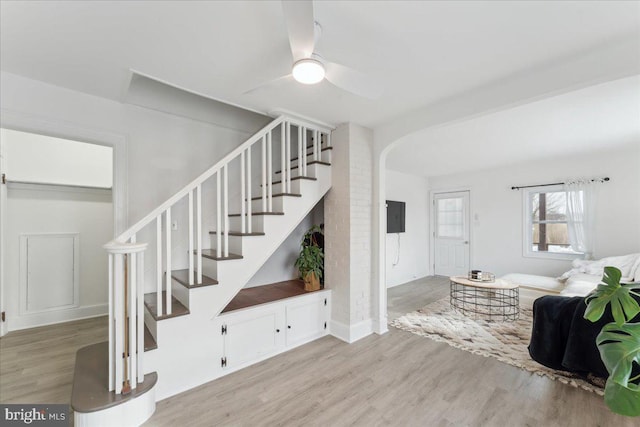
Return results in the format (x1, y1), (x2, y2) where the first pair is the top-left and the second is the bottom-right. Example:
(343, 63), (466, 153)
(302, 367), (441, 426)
(71, 115), (332, 426)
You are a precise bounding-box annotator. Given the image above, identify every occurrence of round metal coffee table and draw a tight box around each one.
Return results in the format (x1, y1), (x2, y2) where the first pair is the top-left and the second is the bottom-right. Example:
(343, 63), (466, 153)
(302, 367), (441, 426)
(449, 276), (519, 321)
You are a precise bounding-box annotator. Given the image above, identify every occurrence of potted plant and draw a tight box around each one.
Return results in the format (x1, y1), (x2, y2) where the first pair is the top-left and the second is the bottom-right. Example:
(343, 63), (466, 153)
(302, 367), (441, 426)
(295, 225), (324, 291)
(584, 266), (640, 417)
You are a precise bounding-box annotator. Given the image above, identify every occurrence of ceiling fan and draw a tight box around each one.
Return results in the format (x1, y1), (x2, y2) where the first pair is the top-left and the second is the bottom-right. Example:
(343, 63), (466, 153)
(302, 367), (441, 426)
(244, 0), (383, 99)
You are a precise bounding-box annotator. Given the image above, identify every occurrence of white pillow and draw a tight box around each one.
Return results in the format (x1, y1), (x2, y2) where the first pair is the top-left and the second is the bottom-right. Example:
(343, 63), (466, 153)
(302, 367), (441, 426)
(557, 259), (596, 281)
(584, 253), (639, 278)
(557, 253), (640, 282)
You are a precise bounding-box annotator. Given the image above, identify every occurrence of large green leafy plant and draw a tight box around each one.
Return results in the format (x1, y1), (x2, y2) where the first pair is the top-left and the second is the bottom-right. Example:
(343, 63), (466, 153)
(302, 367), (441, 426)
(294, 225), (324, 284)
(584, 266), (640, 416)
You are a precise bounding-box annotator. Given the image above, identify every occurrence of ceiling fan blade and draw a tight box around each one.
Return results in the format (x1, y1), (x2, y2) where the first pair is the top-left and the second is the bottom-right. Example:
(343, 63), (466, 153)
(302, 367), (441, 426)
(282, 0), (316, 62)
(324, 61), (384, 100)
(243, 74), (294, 95)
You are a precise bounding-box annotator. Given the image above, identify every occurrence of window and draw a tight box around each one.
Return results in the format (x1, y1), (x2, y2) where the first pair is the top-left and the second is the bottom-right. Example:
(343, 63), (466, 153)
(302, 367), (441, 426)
(436, 197), (464, 238)
(524, 185), (583, 258)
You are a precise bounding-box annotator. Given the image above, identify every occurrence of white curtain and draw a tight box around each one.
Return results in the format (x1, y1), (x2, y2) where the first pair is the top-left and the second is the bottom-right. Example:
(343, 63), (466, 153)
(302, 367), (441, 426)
(564, 179), (598, 259)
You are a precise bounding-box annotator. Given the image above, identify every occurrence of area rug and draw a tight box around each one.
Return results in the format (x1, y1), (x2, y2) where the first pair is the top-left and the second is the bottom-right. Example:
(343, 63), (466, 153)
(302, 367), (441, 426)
(389, 297), (604, 395)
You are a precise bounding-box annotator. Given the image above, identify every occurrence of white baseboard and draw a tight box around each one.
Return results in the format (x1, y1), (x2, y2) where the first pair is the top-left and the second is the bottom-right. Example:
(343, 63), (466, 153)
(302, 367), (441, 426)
(330, 318), (374, 343)
(9, 303), (107, 331)
(386, 274), (430, 289)
(372, 317), (389, 335)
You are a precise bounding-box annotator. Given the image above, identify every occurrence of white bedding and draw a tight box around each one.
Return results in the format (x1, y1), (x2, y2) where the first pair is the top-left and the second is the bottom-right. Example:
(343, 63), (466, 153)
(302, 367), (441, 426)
(501, 253), (640, 298)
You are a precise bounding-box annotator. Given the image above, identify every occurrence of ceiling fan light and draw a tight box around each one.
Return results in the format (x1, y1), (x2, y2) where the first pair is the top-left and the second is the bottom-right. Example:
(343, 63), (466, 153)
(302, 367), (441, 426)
(292, 59), (325, 84)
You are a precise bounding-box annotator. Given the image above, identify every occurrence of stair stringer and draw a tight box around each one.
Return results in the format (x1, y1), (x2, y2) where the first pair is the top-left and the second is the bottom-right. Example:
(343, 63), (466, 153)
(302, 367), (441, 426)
(143, 164), (331, 400)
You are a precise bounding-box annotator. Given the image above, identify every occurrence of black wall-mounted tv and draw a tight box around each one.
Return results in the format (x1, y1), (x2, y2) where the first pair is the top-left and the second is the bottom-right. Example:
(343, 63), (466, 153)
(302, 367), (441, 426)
(386, 200), (406, 233)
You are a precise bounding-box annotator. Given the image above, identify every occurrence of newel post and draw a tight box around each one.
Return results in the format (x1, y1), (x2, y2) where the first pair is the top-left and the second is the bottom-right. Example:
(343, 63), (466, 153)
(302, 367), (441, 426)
(104, 240), (148, 394)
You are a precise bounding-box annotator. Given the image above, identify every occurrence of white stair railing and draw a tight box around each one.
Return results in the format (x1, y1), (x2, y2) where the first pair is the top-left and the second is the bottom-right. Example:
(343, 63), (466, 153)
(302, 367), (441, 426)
(103, 115), (331, 394)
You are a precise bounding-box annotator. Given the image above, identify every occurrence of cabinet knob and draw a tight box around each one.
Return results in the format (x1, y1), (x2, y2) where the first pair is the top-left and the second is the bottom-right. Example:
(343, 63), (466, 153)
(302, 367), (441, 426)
(287, 325), (291, 329)
(276, 329), (280, 333)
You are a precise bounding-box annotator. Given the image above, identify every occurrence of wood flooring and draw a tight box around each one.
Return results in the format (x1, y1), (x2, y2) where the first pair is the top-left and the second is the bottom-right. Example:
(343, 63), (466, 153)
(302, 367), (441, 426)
(0, 277), (634, 426)
(0, 316), (107, 405)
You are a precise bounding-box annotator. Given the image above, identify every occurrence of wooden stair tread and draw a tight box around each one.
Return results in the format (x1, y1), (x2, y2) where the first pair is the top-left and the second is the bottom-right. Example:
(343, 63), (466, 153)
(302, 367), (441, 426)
(71, 341), (158, 413)
(291, 146), (333, 162)
(250, 192), (301, 200)
(198, 250), (243, 261)
(171, 269), (218, 288)
(272, 176), (317, 185)
(209, 231), (265, 236)
(222, 279), (321, 313)
(228, 211), (284, 217)
(275, 160), (331, 175)
(144, 291), (190, 320)
(144, 325), (157, 351)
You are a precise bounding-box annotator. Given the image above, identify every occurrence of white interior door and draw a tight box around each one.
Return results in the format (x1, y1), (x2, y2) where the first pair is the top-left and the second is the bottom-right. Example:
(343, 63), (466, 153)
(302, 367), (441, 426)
(433, 191), (470, 277)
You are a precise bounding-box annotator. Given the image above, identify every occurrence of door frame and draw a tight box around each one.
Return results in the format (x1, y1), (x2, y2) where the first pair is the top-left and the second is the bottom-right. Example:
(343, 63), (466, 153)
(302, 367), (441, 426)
(429, 188), (472, 277)
(0, 108), (128, 336)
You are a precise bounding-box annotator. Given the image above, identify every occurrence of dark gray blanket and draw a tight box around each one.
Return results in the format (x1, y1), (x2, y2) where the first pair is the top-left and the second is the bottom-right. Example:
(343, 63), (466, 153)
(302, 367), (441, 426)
(528, 295), (609, 377)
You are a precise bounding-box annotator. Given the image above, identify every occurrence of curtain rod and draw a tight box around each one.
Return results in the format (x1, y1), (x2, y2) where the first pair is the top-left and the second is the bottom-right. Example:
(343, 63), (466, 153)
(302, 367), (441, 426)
(511, 177), (610, 191)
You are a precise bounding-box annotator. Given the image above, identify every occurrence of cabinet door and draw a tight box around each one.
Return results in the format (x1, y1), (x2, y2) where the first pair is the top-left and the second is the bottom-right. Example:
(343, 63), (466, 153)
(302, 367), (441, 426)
(285, 294), (327, 348)
(223, 305), (284, 370)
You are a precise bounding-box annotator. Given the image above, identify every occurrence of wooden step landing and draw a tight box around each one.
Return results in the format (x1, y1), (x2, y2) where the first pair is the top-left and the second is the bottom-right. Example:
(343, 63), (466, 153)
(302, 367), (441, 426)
(275, 160), (331, 175)
(209, 231), (265, 236)
(250, 192), (301, 200)
(272, 176), (317, 185)
(144, 291), (190, 321)
(144, 325), (157, 351)
(171, 269), (218, 288)
(71, 341), (157, 413)
(228, 211), (284, 217)
(222, 279), (318, 313)
(198, 249), (243, 261)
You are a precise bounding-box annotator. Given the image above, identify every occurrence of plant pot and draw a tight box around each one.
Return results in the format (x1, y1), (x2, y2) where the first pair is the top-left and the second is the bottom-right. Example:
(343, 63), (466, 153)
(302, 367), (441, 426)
(303, 272), (321, 291)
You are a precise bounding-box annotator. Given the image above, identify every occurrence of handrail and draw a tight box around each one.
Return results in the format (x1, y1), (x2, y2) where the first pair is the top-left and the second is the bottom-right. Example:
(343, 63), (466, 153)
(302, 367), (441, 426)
(113, 114), (331, 243)
(114, 116), (284, 242)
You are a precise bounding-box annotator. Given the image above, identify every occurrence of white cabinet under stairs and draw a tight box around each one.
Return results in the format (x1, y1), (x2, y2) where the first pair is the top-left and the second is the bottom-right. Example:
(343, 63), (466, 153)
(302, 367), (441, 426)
(217, 288), (330, 373)
(72, 115), (333, 426)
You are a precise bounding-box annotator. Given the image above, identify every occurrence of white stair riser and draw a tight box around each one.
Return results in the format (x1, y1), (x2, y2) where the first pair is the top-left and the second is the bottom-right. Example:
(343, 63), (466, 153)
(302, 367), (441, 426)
(144, 306), (157, 341)
(171, 279), (190, 308)
(274, 164), (321, 180)
(250, 195), (285, 212)
(210, 234), (245, 254)
(228, 214), (265, 232)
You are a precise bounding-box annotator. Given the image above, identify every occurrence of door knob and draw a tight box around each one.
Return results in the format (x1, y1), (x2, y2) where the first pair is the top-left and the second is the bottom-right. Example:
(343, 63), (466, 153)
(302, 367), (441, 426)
(463, 241), (469, 244)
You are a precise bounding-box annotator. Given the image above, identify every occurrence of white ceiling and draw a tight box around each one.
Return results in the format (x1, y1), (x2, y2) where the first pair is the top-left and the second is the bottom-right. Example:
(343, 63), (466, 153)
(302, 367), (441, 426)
(386, 75), (640, 177)
(1, 1), (639, 130)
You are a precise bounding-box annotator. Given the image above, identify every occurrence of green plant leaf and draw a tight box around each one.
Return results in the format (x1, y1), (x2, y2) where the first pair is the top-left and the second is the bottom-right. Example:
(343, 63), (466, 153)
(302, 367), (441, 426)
(596, 322), (640, 416)
(597, 322), (640, 383)
(604, 377), (640, 417)
(585, 266), (640, 326)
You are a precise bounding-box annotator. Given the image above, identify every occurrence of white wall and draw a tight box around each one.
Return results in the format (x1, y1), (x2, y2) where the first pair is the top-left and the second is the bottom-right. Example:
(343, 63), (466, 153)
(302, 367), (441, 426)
(0, 71), (270, 231)
(2, 128), (113, 188)
(0, 71), (307, 292)
(427, 143), (640, 277)
(385, 170), (429, 287)
(5, 185), (113, 330)
(245, 202), (324, 288)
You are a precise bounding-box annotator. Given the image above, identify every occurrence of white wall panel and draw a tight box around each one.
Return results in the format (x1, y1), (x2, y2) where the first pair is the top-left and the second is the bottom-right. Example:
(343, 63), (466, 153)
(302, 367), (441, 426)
(20, 233), (79, 314)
